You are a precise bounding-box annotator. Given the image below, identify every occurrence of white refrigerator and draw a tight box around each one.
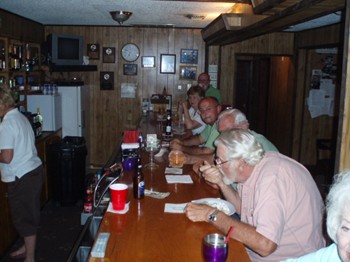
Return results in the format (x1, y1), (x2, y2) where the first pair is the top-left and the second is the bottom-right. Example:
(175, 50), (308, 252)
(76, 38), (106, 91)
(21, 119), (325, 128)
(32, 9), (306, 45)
(27, 94), (62, 132)
(57, 85), (89, 138)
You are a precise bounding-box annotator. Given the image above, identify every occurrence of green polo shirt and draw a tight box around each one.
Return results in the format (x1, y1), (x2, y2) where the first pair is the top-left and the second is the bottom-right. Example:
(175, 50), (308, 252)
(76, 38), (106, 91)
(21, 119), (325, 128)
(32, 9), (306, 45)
(205, 85), (222, 104)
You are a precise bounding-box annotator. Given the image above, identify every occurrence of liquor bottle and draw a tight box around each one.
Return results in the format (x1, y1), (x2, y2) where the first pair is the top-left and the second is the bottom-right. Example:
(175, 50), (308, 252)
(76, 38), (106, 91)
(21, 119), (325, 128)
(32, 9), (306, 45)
(165, 109), (172, 136)
(133, 156), (144, 199)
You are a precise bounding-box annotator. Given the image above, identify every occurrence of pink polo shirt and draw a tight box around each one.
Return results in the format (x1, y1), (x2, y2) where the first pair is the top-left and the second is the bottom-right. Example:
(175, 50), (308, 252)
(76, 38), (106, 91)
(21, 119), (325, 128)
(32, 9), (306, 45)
(238, 152), (325, 262)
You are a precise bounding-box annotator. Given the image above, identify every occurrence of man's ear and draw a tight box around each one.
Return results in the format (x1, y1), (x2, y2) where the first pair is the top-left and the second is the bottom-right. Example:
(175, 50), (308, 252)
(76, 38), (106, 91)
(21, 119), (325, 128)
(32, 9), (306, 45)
(237, 158), (247, 171)
(217, 105), (222, 114)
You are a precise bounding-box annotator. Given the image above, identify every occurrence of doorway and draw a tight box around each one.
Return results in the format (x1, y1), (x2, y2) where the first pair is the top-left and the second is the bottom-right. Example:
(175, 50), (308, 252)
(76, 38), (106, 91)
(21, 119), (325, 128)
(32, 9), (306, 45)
(235, 55), (294, 155)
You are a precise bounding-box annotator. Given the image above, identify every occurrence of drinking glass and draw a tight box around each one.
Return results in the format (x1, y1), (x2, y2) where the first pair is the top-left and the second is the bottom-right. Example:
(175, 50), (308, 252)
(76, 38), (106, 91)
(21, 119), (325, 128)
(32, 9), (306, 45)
(202, 233), (228, 262)
(145, 139), (161, 170)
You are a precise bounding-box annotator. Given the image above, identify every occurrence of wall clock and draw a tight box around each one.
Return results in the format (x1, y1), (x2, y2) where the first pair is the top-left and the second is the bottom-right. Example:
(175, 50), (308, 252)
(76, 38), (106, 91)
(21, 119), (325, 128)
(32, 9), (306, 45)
(121, 43), (140, 62)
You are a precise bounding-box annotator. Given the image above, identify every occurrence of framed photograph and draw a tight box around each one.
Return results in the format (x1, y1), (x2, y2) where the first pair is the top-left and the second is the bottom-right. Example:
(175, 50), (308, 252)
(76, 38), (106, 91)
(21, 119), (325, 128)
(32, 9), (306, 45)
(160, 54), (176, 74)
(141, 56), (156, 68)
(87, 44), (100, 60)
(180, 49), (198, 64)
(123, 64), (138, 76)
(179, 65), (197, 80)
(100, 71), (114, 90)
(102, 47), (115, 63)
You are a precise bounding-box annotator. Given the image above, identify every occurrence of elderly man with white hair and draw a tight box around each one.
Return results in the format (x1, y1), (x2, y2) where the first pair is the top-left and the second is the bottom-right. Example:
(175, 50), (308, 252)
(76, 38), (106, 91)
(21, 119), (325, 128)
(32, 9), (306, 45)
(185, 129), (325, 262)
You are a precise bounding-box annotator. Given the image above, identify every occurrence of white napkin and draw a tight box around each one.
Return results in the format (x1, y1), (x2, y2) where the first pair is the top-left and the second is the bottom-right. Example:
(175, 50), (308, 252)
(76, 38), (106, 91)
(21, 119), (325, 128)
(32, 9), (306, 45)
(165, 167), (183, 174)
(107, 202), (130, 214)
(165, 175), (193, 184)
(164, 203), (187, 213)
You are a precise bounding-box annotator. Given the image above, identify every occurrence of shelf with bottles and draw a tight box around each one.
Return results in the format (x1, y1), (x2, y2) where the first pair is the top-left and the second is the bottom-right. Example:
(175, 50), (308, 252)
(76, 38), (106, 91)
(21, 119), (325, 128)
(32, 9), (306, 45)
(0, 37), (7, 72)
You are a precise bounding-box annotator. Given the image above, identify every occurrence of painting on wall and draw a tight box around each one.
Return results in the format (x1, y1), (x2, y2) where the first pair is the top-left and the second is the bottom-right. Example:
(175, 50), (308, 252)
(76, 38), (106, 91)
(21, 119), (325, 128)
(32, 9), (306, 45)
(180, 49), (198, 64)
(179, 65), (197, 80)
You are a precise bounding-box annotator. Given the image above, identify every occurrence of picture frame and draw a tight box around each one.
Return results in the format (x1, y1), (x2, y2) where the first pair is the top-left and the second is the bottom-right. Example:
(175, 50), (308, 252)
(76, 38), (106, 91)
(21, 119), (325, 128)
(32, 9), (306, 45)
(102, 47), (115, 63)
(180, 49), (198, 64)
(100, 71), (114, 90)
(87, 44), (100, 60)
(160, 54), (176, 74)
(141, 56), (156, 68)
(179, 65), (197, 80)
(123, 64), (138, 76)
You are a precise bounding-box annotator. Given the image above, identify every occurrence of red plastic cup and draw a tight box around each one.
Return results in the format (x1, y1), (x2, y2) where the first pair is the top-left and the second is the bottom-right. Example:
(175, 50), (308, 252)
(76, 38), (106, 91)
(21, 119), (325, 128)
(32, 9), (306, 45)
(109, 183), (128, 210)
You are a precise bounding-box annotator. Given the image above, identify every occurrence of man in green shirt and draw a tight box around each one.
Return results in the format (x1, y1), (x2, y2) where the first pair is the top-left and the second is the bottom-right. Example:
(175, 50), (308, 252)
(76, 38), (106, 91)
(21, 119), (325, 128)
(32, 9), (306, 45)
(170, 97), (221, 164)
(198, 72), (222, 104)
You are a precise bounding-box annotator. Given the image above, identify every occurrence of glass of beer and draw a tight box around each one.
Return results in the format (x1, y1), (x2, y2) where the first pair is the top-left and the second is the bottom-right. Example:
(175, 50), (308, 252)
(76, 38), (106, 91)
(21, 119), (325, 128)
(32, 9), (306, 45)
(168, 150), (185, 168)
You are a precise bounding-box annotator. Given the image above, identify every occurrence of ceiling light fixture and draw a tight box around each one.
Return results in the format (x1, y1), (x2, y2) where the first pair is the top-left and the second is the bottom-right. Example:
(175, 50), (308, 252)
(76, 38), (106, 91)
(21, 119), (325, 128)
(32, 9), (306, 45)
(110, 11), (132, 25)
(185, 14), (206, 20)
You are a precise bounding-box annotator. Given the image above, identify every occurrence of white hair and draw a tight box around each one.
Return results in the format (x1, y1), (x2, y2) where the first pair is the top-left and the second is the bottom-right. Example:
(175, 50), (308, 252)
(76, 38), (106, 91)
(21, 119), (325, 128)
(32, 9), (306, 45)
(214, 129), (265, 166)
(217, 108), (249, 126)
(326, 170), (350, 242)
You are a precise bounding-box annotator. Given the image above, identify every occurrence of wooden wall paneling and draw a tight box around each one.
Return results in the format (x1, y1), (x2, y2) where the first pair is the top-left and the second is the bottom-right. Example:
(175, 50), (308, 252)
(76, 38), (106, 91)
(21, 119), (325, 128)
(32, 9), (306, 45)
(142, 28), (158, 99)
(0, 10), (44, 42)
(266, 56), (294, 155)
(43, 26), (205, 166)
(337, 3), (350, 172)
(298, 50), (338, 165)
(296, 24), (341, 49)
(292, 49), (307, 161)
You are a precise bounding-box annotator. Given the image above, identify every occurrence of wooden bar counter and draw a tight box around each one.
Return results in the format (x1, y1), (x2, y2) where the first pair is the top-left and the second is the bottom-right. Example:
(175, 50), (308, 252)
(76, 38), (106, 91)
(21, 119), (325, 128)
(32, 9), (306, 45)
(88, 115), (250, 261)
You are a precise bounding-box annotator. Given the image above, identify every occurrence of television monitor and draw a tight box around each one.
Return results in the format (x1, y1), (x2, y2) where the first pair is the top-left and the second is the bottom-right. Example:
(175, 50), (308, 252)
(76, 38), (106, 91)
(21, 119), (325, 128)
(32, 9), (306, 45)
(47, 33), (84, 65)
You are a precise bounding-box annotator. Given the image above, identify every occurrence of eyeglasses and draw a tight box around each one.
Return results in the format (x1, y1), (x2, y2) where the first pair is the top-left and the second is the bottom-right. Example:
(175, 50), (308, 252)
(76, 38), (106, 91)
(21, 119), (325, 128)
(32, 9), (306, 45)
(214, 157), (234, 167)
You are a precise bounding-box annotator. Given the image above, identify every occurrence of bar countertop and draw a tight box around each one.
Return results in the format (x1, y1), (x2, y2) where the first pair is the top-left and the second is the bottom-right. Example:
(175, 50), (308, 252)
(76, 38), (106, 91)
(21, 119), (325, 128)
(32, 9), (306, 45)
(88, 114), (250, 261)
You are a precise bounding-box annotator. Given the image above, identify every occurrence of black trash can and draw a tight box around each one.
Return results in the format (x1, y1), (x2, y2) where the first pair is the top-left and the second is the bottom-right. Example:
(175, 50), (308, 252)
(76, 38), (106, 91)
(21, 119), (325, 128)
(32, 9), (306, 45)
(47, 136), (87, 206)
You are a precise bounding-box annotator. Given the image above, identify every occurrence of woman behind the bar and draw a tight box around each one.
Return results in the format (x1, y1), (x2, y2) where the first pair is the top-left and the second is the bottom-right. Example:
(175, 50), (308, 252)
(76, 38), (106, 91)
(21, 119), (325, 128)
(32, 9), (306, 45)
(0, 87), (43, 262)
(284, 171), (350, 262)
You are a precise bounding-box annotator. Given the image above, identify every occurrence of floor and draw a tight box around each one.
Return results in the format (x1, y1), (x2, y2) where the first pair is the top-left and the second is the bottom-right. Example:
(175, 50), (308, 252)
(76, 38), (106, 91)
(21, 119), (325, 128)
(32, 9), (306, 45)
(0, 201), (83, 262)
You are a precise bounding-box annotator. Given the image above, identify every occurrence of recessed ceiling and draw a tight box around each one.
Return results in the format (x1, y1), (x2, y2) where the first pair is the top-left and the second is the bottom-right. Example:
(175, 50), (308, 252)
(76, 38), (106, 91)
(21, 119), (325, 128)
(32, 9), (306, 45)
(0, 0), (236, 28)
(0, 0), (342, 31)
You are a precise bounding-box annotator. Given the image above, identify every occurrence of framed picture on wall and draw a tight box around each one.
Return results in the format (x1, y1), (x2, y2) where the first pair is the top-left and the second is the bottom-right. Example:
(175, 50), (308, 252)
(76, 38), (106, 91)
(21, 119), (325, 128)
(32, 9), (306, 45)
(123, 64), (138, 75)
(179, 65), (197, 80)
(141, 56), (156, 68)
(180, 49), (198, 64)
(87, 44), (100, 60)
(102, 47), (115, 63)
(160, 54), (176, 74)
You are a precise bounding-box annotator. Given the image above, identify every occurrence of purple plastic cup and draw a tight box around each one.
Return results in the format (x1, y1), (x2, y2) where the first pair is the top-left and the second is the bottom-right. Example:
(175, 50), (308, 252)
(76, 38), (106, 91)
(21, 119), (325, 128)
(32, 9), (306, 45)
(202, 233), (228, 262)
(122, 156), (137, 171)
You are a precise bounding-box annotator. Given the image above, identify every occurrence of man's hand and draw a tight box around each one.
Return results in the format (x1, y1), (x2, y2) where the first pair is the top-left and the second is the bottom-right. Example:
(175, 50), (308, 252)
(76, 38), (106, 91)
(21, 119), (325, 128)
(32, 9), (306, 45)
(199, 161), (225, 188)
(184, 202), (216, 222)
(170, 139), (183, 151)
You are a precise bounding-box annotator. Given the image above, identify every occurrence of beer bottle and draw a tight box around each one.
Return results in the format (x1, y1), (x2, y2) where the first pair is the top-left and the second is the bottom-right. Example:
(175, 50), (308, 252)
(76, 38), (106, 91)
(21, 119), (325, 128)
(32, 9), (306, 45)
(133, 156), (144, 199)
(165, 109), (172, 136)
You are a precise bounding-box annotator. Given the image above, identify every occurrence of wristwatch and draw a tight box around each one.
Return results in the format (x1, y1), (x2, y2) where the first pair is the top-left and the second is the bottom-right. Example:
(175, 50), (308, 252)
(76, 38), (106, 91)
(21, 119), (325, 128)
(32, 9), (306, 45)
(209, 209), (220, 222)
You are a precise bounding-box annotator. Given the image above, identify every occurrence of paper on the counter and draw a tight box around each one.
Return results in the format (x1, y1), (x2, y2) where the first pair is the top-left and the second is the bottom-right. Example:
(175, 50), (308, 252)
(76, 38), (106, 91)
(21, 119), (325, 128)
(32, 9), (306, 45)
(164, 203), (187, 213)
(165, 167), (183, 174)
(165, 175), (193, 184)
(107, 202), (130, 214)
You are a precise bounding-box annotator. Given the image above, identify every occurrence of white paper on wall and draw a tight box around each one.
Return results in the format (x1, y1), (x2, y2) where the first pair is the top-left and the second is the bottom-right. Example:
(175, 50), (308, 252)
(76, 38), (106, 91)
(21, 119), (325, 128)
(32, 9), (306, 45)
(121, 83), (137, 98)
